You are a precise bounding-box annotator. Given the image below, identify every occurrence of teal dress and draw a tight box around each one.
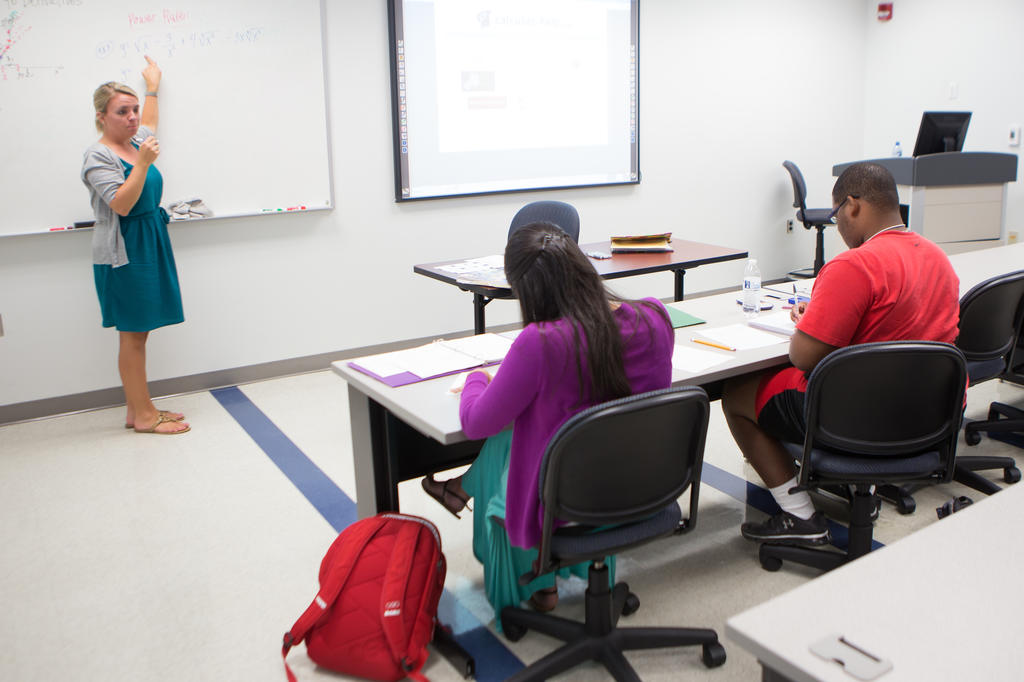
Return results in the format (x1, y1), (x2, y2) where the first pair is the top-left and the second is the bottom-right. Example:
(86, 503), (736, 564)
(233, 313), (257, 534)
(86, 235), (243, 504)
(462, 430), (615, 633)
(92, 157), (184, 332)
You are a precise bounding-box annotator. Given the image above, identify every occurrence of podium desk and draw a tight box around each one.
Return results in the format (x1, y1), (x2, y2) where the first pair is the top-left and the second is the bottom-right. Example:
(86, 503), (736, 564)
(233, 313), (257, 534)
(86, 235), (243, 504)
(414, 239), (747, 334)
(833, 153), (1018, 254)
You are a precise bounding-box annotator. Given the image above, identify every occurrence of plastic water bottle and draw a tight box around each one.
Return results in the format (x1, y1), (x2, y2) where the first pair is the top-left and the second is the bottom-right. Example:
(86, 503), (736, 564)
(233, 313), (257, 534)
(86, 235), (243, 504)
(742, 259), (761, 318)
(892, 141), (903, 157)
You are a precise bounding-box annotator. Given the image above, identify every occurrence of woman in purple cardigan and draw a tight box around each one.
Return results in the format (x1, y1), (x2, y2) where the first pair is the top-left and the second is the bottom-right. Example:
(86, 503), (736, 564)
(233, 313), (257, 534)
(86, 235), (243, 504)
(422, 222), (675, 622)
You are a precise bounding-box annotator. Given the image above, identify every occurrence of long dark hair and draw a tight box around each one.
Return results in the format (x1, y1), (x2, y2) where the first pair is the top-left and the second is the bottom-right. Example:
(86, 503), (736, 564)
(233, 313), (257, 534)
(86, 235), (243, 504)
(504, 222), (668, 402)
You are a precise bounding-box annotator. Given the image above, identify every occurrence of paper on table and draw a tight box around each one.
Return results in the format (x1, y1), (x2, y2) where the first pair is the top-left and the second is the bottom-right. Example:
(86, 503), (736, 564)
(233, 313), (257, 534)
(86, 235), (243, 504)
(350, 348), (409, 378)
(442, 333), (513, 363)
(435, 254), (504, 274)
(396, 342), (486, 378)
(747, 311), (796, 336)
(671, 344), (731, 373)
(698, 324), (789, 350)
(449, 364), (501, 393)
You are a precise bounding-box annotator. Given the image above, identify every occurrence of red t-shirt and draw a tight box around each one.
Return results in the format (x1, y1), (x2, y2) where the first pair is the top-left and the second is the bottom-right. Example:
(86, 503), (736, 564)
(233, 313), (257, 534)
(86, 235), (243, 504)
(797, 229), (959, 347)
(755, 229), (960, 415)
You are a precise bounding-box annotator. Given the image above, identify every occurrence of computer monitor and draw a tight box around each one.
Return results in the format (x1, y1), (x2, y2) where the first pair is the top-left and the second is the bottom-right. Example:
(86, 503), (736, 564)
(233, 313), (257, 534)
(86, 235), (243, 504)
(912, 111), (971, 157)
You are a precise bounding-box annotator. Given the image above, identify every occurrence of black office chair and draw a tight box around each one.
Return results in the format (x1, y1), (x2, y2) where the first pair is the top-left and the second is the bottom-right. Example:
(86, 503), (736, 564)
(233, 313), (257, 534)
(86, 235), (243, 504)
(758, 342), (966, 574)
(783, 160), (834, 278)
(876, 271), (1024, 513)
(499, 386), (726, 681)
(956, 270), (1024, 475)
(508, 200), (580, 243)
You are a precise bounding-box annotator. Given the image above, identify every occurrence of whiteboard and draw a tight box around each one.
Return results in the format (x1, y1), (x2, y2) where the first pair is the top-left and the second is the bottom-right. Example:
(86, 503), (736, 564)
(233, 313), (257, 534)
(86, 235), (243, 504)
(0, 0), (332, 237)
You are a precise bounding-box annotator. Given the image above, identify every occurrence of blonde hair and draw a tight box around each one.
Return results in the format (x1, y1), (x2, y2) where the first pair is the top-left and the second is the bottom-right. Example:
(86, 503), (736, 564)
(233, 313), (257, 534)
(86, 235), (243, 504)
(93, 81), (138, 132)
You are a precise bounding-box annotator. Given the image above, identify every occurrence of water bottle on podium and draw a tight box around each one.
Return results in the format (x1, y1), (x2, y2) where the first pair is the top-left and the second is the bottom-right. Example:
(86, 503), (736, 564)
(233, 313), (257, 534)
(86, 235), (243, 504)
(742, 258), (761, 318)
(892, 141), (903, 157)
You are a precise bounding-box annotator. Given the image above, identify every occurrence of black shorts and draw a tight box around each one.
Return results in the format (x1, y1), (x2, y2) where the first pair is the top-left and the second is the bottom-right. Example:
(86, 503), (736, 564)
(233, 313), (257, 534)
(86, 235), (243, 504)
(755, 366), (808, 445)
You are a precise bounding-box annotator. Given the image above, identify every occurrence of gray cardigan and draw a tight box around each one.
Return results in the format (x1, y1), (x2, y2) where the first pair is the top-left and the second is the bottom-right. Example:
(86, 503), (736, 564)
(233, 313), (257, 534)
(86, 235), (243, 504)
(81, 125), (153, 267)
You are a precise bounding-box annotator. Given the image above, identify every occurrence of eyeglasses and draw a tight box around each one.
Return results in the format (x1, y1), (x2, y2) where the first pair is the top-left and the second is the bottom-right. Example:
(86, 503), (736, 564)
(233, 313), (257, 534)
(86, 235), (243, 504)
(827, 194), (858, 223)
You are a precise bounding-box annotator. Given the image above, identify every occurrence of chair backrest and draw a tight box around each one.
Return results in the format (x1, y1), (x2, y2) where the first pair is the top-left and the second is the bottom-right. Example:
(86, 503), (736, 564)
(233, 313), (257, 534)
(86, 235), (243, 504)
(782, 160), (808, 214)
(956, 269), (1024, 367)
(507, 200), (580, 243)
(799, 341), (966, 487)
(536, 386), (710, 552)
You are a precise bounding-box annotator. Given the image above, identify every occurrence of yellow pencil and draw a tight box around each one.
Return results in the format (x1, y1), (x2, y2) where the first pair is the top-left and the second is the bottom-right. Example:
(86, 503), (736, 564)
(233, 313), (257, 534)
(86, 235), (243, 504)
(691, 337), (736, 352)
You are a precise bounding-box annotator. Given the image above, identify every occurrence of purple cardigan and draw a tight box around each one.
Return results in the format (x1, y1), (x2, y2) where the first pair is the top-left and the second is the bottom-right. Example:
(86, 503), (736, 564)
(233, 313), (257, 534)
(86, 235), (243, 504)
(459, 298), (674, 549)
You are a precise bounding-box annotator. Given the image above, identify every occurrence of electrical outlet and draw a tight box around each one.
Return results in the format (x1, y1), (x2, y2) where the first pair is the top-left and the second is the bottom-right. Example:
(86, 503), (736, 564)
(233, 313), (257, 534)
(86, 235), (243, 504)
(786, 219), (794, 233)
(1010, 125), (1021, 148)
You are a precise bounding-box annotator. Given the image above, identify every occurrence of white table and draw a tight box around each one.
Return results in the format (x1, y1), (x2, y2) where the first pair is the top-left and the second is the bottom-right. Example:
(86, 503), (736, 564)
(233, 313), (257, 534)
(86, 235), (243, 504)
(725, 481), (1024, 682)
(332, 242), (1024, 518)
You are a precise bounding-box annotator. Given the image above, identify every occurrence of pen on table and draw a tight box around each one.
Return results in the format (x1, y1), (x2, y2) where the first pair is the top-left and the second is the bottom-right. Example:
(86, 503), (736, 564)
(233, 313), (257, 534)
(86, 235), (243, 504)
(691, 338), (736, 352)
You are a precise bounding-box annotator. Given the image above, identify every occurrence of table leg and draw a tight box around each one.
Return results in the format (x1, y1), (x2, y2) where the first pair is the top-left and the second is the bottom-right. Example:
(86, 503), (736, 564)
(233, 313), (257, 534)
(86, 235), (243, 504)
(674, 269), (686, 301)
(348, 384), (399, 518)
(473, 293), (488, 334)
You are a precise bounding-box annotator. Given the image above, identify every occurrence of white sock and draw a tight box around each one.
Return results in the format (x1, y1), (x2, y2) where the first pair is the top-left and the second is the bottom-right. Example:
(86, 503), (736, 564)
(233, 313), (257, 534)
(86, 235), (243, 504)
(769, 477), (816, 520)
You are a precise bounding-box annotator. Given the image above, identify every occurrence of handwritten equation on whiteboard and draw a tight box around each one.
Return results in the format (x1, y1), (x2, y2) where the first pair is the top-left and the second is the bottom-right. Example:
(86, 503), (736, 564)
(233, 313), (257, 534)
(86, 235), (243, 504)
(95, 27), (265, 62)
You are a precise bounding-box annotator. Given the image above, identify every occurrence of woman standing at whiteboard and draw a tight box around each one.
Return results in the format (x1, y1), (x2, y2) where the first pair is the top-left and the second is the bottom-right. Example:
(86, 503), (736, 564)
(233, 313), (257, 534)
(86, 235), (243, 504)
(82, 56), (189, 435)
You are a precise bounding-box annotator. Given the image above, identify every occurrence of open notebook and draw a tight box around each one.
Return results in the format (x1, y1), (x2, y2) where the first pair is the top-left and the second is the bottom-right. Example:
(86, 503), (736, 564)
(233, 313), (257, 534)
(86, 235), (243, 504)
(349, 333), (512, 387)
(747, 311), (796, 336)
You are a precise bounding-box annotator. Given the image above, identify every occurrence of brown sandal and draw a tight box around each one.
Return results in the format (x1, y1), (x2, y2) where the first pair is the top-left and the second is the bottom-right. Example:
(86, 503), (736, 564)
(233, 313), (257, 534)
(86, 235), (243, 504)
(421, 475), (472, 518)
(133, 413), (191, 435)
(528, 587), (558, 613)
(125, 410), (185, 429)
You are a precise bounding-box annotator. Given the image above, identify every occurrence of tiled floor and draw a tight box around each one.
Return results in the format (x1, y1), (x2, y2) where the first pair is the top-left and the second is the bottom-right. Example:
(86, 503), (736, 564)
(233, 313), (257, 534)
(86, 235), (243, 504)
(1, 370), (1021, 681)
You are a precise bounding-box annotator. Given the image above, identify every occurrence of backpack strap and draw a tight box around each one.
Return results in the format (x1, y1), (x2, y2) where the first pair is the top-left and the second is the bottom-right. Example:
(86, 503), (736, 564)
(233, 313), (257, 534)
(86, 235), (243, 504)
(380, 517), (438, 679)
(282, 516), (389, 682)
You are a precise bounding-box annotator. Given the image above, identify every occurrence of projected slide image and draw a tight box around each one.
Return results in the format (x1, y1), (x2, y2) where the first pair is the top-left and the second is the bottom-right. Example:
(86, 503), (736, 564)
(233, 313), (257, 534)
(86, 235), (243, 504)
(434, 0), (610, 153)
(391, 0), (638, 200)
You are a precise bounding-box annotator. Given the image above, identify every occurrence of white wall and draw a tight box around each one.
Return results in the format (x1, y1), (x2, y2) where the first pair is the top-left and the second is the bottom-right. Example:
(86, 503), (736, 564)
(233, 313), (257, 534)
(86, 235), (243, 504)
(862, 0), (1024, 237)
(1, 0), (1015, 408)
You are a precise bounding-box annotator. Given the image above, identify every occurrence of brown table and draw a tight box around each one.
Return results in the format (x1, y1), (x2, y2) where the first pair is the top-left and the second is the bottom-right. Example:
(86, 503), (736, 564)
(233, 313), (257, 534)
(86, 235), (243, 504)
(414, 239), (749, 333)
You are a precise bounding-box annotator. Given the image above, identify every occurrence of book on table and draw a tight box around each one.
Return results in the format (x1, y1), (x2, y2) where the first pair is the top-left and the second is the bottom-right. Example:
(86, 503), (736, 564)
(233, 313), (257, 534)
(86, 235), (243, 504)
(610, 232), (674, 253)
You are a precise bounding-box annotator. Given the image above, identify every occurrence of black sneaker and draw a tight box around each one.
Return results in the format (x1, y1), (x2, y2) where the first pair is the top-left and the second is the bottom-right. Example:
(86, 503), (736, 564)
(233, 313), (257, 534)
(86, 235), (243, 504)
(741, 511), (831, 546)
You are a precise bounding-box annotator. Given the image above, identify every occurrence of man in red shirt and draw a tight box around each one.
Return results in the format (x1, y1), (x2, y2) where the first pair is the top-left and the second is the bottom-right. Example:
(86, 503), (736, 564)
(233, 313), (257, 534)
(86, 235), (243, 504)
(723, 162), (960, 545)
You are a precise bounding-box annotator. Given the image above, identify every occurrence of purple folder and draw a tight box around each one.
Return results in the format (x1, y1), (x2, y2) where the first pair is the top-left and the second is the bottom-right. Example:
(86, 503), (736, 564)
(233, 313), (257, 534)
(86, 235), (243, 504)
(347, 360), (499, 388)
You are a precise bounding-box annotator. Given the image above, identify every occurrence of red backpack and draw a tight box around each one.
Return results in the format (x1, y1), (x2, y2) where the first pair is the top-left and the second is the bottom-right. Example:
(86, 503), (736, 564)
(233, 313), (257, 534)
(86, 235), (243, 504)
(282, 513), (446, 682)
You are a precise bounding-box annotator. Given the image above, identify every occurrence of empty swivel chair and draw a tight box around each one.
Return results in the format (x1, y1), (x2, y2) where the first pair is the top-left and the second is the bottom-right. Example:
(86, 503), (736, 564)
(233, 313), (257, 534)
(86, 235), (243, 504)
(956, 270), (1024, 477)
(783, 160), (834, 278)
(508, 200), (580, 243)
(499, 386), (726, 680)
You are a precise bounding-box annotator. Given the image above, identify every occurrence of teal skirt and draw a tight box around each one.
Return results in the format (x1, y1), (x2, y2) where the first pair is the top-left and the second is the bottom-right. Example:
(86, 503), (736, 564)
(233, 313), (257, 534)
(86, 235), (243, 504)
(462, 430), (616, 632)
(93, 159), (184, 333)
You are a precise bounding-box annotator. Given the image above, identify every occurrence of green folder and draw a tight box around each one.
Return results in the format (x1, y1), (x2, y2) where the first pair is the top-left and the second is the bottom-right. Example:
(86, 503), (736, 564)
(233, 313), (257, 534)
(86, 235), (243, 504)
(667, 307), (705, 329)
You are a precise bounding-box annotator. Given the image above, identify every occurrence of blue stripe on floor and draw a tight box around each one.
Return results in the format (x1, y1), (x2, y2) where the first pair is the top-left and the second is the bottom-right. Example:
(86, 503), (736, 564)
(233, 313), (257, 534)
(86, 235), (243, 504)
(211, 385), (524, 679)
(701, 462), (884, 552)
(212, 386), (357, 532)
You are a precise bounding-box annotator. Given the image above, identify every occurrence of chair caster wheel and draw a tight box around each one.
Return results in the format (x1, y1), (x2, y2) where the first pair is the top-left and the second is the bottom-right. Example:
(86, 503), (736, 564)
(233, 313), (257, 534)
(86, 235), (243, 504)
(500, 616), (528, 642)
(702, 642), (727, 668)
(758, 546), (782, 572)
(1005, 467), (1021, 484)
(895, 495), (916, 515)
(622, 593), (640, 616)
(964, 429), (982, 446)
